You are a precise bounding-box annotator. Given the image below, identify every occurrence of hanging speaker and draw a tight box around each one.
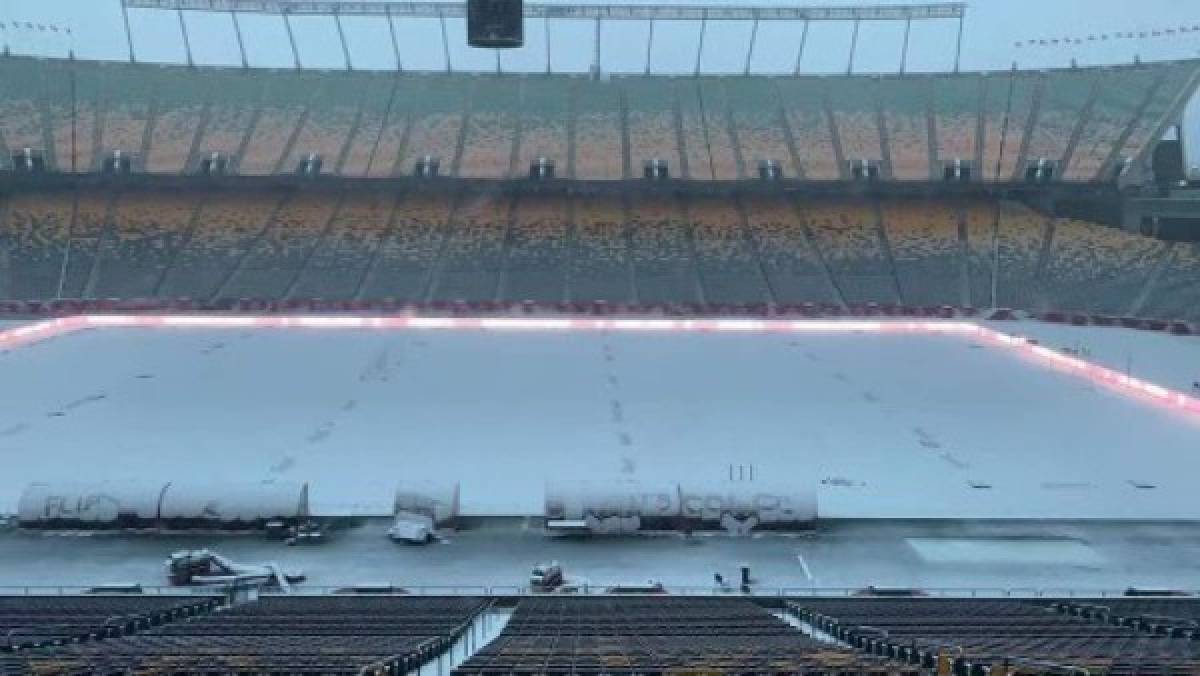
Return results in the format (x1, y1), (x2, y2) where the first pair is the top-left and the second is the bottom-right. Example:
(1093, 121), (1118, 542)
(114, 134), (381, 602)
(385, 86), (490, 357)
(467, 0), (524, 48)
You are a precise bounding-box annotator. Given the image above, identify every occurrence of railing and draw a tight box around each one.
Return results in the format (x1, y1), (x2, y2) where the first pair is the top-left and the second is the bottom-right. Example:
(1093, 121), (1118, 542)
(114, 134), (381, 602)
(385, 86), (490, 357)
(0, 584), (1186, 598)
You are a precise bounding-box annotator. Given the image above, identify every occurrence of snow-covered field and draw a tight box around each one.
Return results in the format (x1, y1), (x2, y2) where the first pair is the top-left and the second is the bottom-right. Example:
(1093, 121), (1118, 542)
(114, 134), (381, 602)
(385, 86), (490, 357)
(997, 319), (1200, 394)
(2, 322), (1199, 520)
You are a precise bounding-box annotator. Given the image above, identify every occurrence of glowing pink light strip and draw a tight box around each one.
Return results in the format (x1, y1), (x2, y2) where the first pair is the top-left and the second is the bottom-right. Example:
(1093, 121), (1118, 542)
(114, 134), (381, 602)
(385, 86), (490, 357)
(2, 315), (1198, 418)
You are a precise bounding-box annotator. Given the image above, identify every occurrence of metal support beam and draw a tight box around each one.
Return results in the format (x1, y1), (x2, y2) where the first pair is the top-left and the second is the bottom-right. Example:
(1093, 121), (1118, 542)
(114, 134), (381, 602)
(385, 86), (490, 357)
(954, 12), (964, 72)
(644, 19), (654, 75)
(126, 1), (967, 22)
(592, 17), (601, 78)
(177, 9), (194, 66)
(900, 17), (911, 75)
(544, 17), (551, 74)
(846, 18), (860, 75)
(743, 14), (759, 76)
(694, 12), (708, 77)
(438, 8), (452, 72)
(121, 1), (137, 63)
(230, 10), (249, 68)
(793, 19), (809, 75)
(333, 10), (352, 70)
(386, 6), (402, 71)
(495, 49), (502, 75)
(282, 11), (301, 69)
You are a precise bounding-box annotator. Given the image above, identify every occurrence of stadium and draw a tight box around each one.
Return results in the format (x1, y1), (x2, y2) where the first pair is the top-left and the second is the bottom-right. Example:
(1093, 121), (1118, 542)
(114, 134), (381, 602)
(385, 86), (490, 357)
(2, 0), (1200, 673)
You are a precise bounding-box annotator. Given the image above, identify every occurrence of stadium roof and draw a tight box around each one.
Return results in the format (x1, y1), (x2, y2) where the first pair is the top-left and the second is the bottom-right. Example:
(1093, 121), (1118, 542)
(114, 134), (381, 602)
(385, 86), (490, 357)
(103, 1), (977, 76)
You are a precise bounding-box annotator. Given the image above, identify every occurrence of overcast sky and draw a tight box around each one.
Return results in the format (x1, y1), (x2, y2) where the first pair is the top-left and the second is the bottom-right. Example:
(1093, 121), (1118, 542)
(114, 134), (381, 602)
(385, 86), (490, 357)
(3, 0), (1199, 162)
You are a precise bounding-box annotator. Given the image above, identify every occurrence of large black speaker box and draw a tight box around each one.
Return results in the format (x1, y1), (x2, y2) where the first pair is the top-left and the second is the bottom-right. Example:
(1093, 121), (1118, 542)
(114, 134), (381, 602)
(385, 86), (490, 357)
(1152, 139), (1185, 185)
(467, 0), (524, 48)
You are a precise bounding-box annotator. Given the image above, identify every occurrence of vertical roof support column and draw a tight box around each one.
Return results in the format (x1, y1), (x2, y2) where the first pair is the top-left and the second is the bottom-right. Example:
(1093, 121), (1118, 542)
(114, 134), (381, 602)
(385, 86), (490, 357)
(282, 11), (302, 70)
(544, 17), (551, 74)
(954, 13), (965, 73)
(793, 19), (809, 75)
(231, 11), (249, 68)
(846, 18), (860, 75)
(900, 17), (912, 75)
(334, 10), (353, 71)
(644, 19), (654, 75)
(592, 17), (602, 79)
(121, 1), (137, 63)
(177, 9), (194, 67)
(439, 8), (452, 73)
(743, 13), (759, 76)
(386, 6), (402, 71)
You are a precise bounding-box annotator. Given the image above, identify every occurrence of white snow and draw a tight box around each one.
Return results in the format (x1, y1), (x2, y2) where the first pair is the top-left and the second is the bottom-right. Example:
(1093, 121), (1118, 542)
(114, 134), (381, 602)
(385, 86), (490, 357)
(994, 319), (1200, 394)
(2, 323), (1199, 520)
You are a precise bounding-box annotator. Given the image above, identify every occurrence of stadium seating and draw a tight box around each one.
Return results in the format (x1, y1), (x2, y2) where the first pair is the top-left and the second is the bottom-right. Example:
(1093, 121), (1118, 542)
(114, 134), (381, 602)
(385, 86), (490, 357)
(1050, 598), (1200, 638)
(963, 200), (1047, 309)
(1064, 69), (1152, 182)
(0, 595), (219, 652)
(1141, 242), (1200, 322)
(281, 77), (362, 177)
(802, 199), (899, 304)
(574, 81), (626, 180)
(932, 76), (980, 170)
(678, 81), (740, 180)
(1, 191), (72, 300)
(459, 79), (520, 179)
(504, 193), (569, 301)
(790, 597), (1200, 674)
(0, 54), (1186, 189)
(879, 77), (932, 180)
(777, 80), (842, 180)
(237, 71), (320, 176)
(569, 195), (632, 302)
(882, 199), (964, 307)
(628, 195), (701, 304)
(2, 182), (1194, 321)
(92, 190), (200, 299)
(400, 77), (468, 178)
(623, 78), (682, 178)
(739, 195), (838, 305)
(516, 80), (570, 181)
(4, 594), (1199, 676)
(338, 75), (402, 178)
(727, 80), (796, 179)
(357, 191), (455, 301)
(826, 79), (883, 172)
(1040, 218), (1168, 315)
(688, 195), (769, 304)
(156, 189), (286, 300)
(1024, 70), (1094, 174)
(13, 596), (486, 675)
(979, 72), (1038, 182)
(289, 191), (397, 300)
(433, 192), (513, 301)
(456, 597), (911, 675)
(52, 189), (113, 300)
(191, 71), (261, 173)
(220, 191), (339, 299)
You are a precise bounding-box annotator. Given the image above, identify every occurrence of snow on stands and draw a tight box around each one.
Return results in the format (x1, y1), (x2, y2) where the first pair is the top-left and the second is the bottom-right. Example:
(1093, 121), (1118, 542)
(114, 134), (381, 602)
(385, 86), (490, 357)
(0, 316), (1199, 520)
